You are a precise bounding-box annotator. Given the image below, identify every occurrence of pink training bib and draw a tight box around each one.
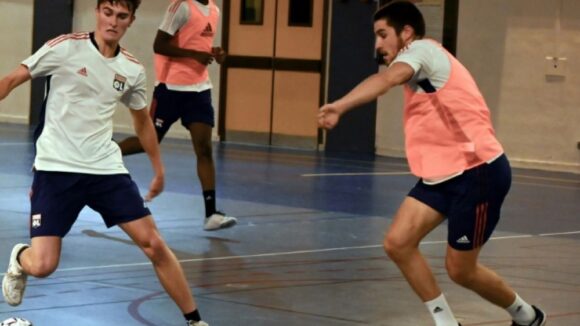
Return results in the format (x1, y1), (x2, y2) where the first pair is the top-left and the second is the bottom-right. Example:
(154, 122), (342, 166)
(403, 41), (503, 179)
(155, 0), (219, 85)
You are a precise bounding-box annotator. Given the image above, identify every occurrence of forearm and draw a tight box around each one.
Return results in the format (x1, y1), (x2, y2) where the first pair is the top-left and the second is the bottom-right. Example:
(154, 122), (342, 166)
(333, 73), (394, 115)
(332, 62), (413, 115)
(135, 118), (164, 177)
(154, 41), (202, 59)
(0, 65), (31, 101)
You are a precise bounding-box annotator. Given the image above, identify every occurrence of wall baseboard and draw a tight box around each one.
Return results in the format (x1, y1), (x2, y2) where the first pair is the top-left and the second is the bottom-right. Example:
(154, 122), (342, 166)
(509, 158), (580, 175)
(0, 115), (28, 125)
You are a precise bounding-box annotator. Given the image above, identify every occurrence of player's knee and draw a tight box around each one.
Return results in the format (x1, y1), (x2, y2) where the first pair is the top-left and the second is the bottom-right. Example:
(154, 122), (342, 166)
(140, 234), (169, 263)
(383, 233), (411, 262)
(195, 144), (212, 159)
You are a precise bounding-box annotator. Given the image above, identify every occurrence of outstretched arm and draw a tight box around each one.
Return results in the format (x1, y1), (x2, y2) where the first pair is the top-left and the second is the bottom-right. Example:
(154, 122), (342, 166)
(0, 65), (32, 101)
(153, 30), (214, 65)
(130, 107), (165, 201)
(318, 62), (414, 130)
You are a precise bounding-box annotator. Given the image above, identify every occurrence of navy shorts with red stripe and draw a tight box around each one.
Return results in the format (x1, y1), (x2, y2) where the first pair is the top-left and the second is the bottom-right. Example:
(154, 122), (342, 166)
(149, 83), (214, 139)
(29, 171), (151, 238)
(408, 154), (512, 250)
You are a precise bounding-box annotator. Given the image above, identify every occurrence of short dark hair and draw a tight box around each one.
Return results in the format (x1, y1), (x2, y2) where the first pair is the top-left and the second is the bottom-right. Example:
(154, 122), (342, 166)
(373, 1), (425, 38)
(97, 0), (142, 15)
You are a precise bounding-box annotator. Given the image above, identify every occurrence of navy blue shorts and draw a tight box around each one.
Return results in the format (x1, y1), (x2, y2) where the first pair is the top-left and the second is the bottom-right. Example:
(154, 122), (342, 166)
(29, 171), (151, 238)
(408, 154), (512, 250)
(150, 83), (215, 139)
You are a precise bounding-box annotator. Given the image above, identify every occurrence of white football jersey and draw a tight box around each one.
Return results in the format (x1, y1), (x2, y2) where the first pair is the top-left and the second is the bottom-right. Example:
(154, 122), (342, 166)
(22, 32), (147, 174)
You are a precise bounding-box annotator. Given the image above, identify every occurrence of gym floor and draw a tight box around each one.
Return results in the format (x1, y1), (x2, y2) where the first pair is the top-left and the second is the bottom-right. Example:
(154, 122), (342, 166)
(0, 122), (579, 325)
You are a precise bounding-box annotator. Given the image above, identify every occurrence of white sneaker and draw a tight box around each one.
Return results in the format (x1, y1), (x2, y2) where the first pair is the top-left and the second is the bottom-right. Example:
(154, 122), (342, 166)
(204, 211), (237, 231)
(511, 305), (547, 326)
(187, 321), (209, 326)
(2, 243), (30, 306)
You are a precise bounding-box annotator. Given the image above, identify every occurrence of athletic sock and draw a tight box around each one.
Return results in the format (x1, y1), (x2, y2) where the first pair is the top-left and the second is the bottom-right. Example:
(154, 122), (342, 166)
(506, 293), (536, 324)
(16, 246), (28, 266)
(425, 293), (459, 326)
(184, 309), (201, 322)
(202, 190), (216, 218)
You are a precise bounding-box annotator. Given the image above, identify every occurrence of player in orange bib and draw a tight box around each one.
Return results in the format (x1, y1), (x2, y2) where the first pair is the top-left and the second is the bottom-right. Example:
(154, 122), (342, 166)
(318, 2), (546, 326)
(118, 0), (237, 232)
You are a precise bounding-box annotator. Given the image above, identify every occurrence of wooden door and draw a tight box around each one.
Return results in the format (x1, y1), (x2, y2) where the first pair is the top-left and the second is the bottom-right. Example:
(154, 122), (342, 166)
(220, 0), (328, 149)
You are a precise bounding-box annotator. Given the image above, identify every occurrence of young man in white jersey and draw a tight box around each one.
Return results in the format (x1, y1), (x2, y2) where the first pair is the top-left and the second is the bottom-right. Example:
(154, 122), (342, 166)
(318, 2), (546, 326)
(117, 0), (237, 232)
(0, 1), (208, 325)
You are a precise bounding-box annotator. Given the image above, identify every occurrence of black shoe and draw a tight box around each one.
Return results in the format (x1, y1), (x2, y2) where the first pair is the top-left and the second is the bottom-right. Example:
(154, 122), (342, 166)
(511, 305), (546, 326)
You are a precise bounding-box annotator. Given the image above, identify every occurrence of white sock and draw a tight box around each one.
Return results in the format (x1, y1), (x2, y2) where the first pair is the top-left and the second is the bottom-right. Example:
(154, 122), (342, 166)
(425, 294), (458, 326)
(506, 293), (536, 324)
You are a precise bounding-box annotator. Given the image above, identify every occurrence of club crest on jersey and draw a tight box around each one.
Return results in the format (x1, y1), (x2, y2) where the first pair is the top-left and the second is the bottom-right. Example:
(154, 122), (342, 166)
(113, 73), (127, 92)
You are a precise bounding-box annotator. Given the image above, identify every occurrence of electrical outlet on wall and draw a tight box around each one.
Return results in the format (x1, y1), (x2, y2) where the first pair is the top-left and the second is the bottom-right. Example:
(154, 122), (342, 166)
(545, 56), (567, 77)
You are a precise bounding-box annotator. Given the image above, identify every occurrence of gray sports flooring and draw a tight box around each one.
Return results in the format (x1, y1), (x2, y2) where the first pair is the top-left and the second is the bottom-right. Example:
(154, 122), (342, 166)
(1, 123), (578, 325)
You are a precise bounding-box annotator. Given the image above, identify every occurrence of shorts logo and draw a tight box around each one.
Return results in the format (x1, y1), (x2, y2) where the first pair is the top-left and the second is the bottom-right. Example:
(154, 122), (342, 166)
(32, 214), (42, 228)
(155, 118), (164, 128)
(456, 235), (470, 244)
(113, 73), (127, 92)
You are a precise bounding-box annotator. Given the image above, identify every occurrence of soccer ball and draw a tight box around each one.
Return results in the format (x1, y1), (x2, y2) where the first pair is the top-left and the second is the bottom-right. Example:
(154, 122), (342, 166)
(0, 318), (33, 326)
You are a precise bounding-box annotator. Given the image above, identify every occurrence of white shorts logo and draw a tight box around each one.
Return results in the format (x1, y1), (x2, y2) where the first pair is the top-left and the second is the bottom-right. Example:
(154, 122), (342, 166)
(32, 214), (42, 228)
(155, 118), (164, 128)
(456, 235), (471, 244)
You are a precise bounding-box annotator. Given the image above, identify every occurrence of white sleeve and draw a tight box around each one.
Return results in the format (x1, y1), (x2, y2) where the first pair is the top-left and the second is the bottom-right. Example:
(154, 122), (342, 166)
(21, 38), (68, 78)
(392, 41), (434, 76)
(159, 1), (190, 35)
(121, 68), (148, 110)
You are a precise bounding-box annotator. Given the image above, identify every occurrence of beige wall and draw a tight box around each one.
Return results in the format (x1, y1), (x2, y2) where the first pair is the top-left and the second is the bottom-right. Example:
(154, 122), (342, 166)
(458, 0), (580, 173)
(375, 0), (580, 173)
(0, 0), (33, 124)
(73, 0), (224, 140)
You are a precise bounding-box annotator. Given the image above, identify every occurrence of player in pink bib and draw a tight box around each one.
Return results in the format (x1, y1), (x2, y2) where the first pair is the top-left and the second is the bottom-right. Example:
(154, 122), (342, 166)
(318, 2), (546, 326)
(118, 0), (237, 232)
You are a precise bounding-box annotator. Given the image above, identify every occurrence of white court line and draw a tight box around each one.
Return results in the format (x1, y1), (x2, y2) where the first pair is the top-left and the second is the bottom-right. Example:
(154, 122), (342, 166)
(1, 231), (575, 276)
(539, 230), (580, 236)
(302, 171), (412, 177)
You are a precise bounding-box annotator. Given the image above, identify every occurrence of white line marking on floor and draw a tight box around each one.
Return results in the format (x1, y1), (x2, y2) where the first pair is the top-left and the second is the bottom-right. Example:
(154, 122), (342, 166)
(2, 231), (575, 276)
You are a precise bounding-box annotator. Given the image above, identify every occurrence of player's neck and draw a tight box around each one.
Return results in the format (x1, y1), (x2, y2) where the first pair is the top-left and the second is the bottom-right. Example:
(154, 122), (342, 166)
(92, 32), (120, 58)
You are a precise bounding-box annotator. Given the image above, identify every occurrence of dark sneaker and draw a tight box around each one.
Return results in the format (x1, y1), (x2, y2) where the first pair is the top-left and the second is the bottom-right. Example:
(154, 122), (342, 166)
(511, 305), (546, 326)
